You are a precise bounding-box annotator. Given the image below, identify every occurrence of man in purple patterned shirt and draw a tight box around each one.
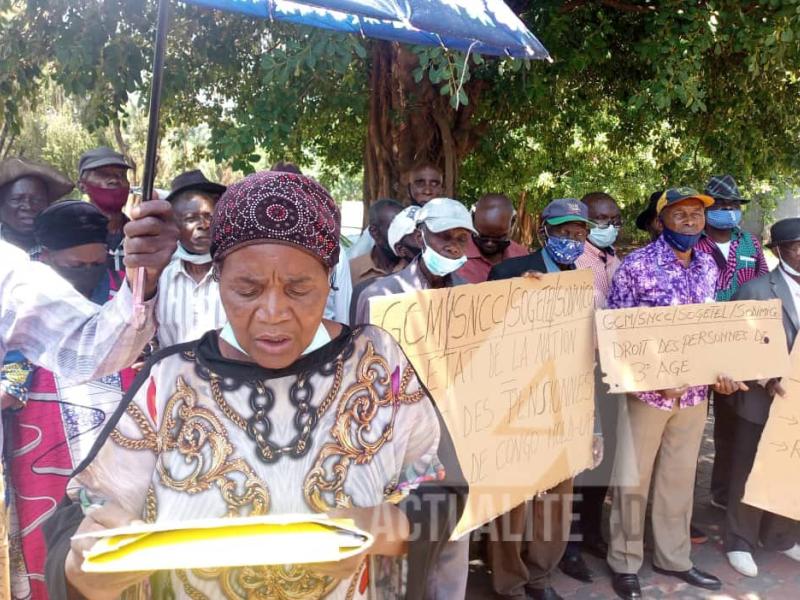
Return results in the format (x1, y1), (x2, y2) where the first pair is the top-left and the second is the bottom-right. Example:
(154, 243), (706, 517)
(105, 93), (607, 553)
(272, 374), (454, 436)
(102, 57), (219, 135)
(605, 188), (747, 600)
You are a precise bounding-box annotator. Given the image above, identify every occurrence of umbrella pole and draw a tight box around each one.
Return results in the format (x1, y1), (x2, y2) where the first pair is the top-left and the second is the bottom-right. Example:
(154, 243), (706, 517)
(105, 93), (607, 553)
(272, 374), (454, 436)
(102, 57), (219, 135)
(132, 0), (171, 316)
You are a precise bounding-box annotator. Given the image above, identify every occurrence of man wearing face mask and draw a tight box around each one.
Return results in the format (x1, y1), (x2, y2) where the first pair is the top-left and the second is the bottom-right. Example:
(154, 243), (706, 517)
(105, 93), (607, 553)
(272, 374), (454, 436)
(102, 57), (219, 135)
(353, 197), (473, 326)
(3, 201), (139, 598)
(457, 193), (528, 284)
(77, 146), (133, 271)
(352, 197), (474, 598)
(722, 217), (800, 578)
(485, 198), (592, 600)
(348, 205), (420, 324)
(156, 170), (227, 347)
(606, 188), (748, 600)
(575, 192), (622, 307)
(694, 175), (768, 515)
(555, 192), (623, 585)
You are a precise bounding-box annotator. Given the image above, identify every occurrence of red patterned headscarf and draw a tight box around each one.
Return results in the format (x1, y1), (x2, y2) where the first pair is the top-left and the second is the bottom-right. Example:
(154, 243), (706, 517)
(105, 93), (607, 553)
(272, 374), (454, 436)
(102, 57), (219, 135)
(211, 170), (340, 269)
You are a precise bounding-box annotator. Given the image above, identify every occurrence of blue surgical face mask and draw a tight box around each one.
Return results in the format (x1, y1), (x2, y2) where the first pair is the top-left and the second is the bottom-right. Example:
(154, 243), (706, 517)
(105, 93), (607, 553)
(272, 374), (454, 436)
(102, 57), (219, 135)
(706, 208), (742, 230)
(421, 232), (467, 276)
(544, 234), (584, 265)
(588, 225), (618, 249)
(661, 226), (702, 252)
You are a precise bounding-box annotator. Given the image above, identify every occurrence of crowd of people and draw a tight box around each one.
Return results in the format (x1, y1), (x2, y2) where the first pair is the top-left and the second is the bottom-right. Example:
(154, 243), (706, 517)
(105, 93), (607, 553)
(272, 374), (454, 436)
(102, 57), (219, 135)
(0, 151), (798, 600)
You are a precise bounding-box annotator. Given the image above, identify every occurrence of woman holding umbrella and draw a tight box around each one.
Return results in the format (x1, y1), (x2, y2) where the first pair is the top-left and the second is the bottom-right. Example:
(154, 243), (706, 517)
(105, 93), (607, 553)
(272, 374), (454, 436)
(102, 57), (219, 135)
(45, 170), (466, 600)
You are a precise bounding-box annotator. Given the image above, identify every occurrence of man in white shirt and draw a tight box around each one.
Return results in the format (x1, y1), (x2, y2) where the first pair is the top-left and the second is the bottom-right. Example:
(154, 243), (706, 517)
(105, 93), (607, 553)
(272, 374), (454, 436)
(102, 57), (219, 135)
(156, 170), (227, 347)
(0, 199), (178, 405)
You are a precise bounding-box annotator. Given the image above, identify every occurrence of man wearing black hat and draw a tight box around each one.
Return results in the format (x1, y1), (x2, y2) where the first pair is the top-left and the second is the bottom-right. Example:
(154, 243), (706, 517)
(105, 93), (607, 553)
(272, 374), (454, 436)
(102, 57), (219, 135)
(722, 217), (800, 577)
(77, 146), (133, 270)
(35, 201), (119, 301)
(156, 170), (227, 347)
(694, 175), (769, 517)
(634, 190), (664, 242)
(0, 157), (73, 256)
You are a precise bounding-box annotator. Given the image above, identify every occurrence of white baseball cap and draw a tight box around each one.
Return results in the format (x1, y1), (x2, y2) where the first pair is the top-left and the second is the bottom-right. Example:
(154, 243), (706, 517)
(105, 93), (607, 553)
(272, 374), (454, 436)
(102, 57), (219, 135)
(415, 197), (477, 235)
(388, 205), (420, 257)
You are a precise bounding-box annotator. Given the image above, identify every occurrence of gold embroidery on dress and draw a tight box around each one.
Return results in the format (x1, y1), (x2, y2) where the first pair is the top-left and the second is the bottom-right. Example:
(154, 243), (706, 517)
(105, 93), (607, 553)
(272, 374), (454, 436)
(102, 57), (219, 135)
(305, 342), (425, 511)
(111, 376), (270, 517)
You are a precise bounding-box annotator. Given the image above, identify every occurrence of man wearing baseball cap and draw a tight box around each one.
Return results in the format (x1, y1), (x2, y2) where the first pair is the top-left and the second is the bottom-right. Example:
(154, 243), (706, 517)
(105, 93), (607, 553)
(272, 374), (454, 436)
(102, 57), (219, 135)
(348, 205), (420, 324)
(77, 146), (133, 270)
(606, 187), (747, 599)
(353, 197), (474, 325)
(489, 197), (592, 281)
(352, 196), (475, 598)
(485, 198), (592, 600)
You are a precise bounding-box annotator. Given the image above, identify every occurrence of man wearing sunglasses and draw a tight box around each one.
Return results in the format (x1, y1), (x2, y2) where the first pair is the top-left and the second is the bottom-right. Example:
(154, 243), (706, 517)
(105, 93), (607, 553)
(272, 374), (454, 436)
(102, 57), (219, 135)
(457, 193), (528, 284)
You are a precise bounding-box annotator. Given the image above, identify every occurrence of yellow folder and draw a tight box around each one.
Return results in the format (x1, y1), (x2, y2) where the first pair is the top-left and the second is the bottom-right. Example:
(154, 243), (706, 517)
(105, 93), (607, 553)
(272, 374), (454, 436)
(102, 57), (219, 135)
(76, 514), (373, 573)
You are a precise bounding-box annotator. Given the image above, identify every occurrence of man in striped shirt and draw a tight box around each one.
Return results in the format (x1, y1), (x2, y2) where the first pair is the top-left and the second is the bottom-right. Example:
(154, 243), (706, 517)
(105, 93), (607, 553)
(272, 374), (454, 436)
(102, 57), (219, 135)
(155, 171), (227, 348)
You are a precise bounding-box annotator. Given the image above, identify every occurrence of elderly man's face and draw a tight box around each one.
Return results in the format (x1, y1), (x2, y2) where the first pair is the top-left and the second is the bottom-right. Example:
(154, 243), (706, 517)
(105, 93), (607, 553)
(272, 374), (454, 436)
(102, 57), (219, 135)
(174, 193), (216, 255)
(422, 225), (470, 259)
(0, 177), (49, 233)
(409, 167), (443, 206)
(660, 199), (705, 234)
(547, 221), (589, 242)
(81, 165), (130, 190)
(473, 206), (514, 258)
(778, 241), (800, 274)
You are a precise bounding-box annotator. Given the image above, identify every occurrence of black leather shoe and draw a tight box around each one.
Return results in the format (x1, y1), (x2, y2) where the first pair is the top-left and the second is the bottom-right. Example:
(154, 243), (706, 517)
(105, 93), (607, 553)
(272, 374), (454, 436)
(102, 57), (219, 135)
(611, 573), (642, 600)
(582, 535), (609, 559)
(652, 565), (722, 590)
(525, 586), (564, 600)
(559, 554), (594, 583)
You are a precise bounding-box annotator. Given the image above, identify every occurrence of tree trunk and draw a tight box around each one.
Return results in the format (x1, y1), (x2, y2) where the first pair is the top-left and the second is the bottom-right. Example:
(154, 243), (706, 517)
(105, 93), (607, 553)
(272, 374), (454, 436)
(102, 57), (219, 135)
(362, 41), (485, 222)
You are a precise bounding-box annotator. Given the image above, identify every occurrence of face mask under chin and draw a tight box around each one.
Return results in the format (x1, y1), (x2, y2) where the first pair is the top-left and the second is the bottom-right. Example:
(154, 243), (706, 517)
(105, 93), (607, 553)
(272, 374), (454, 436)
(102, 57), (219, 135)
(421, 232), (467, 276)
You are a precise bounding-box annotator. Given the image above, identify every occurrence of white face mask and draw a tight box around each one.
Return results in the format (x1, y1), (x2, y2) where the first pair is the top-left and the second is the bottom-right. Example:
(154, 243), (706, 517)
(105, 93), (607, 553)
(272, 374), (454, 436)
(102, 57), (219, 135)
(778, 248), (800, 277)
(588, 225), (618, 249)
(219, 322), (331, 357)
(421, 232), (467, 277)
(175, 243), (212, 265)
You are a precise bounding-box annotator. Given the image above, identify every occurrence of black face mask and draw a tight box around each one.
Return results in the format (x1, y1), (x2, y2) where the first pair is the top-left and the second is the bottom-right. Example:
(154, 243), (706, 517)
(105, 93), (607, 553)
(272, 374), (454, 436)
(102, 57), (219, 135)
(53, 263), (107, 298)
(473, 234), (511, 257)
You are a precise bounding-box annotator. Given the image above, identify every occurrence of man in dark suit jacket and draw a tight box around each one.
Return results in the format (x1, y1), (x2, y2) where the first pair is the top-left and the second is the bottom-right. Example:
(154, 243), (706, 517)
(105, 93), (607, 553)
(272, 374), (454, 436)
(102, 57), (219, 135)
(725, 217), (800, 577)
(485, 198), (592, 600)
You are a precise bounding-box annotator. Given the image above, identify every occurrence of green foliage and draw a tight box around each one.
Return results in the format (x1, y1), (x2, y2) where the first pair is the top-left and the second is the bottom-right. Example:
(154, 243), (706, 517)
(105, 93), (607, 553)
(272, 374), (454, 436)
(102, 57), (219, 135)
(1, 0), (799, 216)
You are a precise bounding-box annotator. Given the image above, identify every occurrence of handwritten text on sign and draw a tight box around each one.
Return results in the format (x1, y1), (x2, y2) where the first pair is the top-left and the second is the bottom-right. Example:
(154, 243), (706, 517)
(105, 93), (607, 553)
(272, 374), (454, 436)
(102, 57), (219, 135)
(744, 341), (800, 520)
(595, 300), (789, 394)
(370, 270), (596, 537)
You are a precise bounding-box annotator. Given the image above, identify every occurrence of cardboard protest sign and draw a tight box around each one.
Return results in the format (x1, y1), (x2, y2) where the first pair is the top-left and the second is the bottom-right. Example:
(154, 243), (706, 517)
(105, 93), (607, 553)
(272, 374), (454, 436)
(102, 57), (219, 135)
(595, 300), (789, 394)
(370, 270), (596, 537)
(744, 341), (800, 520)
